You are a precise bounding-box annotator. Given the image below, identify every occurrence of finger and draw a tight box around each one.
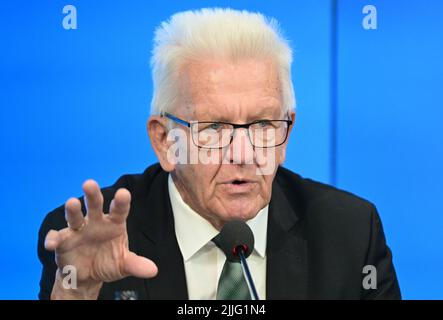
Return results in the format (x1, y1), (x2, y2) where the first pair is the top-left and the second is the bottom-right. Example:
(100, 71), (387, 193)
(44, 230), (60, 251)
(65, 197), (85, 231)
(82, 179), (104, 220)
(109, 188), (131, 224)
(123, 252), (158, 279)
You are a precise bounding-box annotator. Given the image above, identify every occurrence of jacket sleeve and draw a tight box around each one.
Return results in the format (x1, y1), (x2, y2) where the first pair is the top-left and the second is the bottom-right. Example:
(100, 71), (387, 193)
(361, 205), (401, 299)
(37, 207), (66, 300)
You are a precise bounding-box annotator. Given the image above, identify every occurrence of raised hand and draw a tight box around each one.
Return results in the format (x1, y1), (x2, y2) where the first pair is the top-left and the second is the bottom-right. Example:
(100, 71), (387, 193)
(45, 180), (158, 299)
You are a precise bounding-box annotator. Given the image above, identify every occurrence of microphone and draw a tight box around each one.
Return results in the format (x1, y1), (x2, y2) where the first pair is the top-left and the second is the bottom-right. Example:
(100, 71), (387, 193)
(216, 220), (260, 300)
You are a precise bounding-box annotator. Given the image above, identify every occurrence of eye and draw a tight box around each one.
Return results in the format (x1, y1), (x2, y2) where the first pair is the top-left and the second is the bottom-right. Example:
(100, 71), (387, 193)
(197, 122), (224, 133)
(208, 122), (223, 130)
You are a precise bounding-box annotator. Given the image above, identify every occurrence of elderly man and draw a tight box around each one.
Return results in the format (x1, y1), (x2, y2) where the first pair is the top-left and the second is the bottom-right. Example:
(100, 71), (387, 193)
(38, 8), (400, 300)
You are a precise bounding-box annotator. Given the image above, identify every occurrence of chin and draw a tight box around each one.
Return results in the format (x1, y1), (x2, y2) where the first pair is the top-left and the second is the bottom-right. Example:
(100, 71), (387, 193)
(219, 202), (261, 222)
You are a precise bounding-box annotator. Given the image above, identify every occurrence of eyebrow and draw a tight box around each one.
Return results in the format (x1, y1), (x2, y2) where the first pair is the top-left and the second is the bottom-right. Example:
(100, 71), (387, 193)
(248, 106), (283, 119)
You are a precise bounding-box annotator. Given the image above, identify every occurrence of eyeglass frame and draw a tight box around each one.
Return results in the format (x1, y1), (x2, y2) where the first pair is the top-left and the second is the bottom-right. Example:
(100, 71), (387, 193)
(161, 111), (293, 149)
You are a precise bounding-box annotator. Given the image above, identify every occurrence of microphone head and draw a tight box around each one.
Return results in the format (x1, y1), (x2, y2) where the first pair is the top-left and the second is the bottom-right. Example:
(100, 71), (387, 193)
(216, 220), (255, 262)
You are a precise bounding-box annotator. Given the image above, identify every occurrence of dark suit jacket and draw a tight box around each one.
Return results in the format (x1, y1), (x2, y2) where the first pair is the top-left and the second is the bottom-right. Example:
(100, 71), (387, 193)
(37, 163), (401, 299)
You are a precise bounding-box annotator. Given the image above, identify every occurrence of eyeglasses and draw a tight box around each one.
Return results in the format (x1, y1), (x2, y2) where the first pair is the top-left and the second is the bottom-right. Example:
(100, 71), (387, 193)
(162, 112), (293, 149)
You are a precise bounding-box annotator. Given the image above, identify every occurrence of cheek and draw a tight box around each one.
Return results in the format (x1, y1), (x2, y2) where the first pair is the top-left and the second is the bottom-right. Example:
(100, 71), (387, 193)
(254, 147), (283, 176)
(274, 146), (286, 166)
(261, 175), (274, 196)
(183, 164), (219, 193)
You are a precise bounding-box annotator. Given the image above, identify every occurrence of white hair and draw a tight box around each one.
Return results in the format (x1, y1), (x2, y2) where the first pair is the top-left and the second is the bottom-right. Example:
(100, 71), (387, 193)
(150, 8), (295, 115)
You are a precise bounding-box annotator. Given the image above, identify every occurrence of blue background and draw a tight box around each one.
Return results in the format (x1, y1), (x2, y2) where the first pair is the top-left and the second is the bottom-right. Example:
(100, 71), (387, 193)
(0, 0), (441, 299)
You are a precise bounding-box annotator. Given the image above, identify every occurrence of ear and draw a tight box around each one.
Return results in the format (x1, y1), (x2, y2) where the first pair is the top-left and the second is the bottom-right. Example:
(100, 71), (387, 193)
(147, 115), (176, 172)
(278, 110), (296, 165)
(287, 111), (296, 138)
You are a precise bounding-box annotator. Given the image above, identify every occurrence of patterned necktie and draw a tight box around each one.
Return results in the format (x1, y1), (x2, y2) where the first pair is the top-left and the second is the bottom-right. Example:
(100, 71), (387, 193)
(213, 236), (251, 300)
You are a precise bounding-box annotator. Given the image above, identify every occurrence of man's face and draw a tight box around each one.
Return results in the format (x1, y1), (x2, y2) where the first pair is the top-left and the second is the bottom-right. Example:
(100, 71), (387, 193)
(155, 58), (294, 229)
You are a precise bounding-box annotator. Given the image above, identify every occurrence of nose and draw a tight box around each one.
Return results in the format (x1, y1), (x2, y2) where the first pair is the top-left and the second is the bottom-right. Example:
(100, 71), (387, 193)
(227, 128), (254, 164)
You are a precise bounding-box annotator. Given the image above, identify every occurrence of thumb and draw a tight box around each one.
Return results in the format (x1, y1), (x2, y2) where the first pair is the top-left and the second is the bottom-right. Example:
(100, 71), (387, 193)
(123, 252), (158, 279)
(44, 230), (60, 251)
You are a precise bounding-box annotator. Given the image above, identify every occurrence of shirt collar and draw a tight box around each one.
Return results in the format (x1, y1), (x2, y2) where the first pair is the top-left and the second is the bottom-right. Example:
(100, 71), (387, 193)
(168, 174), (268, 261)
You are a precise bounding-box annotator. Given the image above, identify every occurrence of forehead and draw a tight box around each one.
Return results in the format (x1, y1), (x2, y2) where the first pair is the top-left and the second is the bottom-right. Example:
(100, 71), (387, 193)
(178, 58), (283, 120)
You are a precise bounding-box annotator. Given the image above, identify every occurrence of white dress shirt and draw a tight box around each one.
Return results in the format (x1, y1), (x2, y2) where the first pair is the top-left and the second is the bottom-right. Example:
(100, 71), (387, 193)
(168, 175), (268, 300)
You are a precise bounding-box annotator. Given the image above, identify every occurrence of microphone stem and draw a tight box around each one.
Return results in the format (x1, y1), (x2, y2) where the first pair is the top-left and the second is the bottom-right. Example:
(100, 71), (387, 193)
(238, 248), (260, 300)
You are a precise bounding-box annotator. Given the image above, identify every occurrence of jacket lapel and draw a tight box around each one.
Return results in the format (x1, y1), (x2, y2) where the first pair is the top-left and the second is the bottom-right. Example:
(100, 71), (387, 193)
(129, 169), (188, 299)
(266, 176), (308, 299)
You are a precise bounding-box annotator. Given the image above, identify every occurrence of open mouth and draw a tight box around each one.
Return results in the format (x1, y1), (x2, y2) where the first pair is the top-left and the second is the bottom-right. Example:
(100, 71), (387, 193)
(223, 179), (255, 194)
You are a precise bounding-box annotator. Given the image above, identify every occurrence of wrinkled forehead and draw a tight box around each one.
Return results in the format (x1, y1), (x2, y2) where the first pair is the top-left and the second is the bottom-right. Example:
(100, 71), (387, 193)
(177, 58), (284, 121)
